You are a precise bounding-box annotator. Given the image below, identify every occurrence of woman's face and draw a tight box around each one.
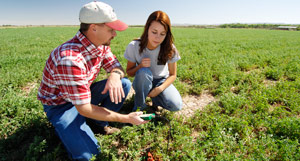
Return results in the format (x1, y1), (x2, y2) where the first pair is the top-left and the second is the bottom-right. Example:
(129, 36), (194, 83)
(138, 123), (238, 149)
(147, 21), (167, 50)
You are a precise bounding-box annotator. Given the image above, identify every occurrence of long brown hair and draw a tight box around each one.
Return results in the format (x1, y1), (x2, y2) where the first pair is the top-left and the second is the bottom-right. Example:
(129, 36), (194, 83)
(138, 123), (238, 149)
(139, 11), (175, 65)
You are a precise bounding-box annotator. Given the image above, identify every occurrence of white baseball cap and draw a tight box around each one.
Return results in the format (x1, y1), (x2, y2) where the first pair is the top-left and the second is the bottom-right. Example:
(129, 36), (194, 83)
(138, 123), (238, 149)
(79, 1), (128, 31)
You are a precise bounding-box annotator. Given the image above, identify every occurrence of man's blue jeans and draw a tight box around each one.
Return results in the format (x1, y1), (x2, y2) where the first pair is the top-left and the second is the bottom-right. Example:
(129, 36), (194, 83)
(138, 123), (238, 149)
(42, 78), (131, 161)
(132, 68), (183, 111)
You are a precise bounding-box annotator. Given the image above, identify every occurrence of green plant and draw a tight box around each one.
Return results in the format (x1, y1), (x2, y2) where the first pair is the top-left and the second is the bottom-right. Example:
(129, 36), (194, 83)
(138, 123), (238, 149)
(1, 27), (300, 160)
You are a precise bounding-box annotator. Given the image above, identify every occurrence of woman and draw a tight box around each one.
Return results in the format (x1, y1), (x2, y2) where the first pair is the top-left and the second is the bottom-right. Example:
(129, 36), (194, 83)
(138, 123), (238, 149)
(124, 10), (182, 112)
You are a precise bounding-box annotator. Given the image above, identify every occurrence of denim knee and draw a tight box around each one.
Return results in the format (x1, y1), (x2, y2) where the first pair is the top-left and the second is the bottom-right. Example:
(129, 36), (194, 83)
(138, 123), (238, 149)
(135, 68), (153, 82)
(121, 77), (132, 94)
(167, 98), (183, 111)
(133, 68), (153, 91)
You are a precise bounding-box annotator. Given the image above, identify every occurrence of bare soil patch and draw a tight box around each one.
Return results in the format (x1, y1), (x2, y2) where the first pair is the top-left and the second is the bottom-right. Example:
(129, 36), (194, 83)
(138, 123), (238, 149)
(175, 91), (216, 118)
(263, 79), (277, 87)
(20, 82), (37, 97)
(127, 88), (216, 119)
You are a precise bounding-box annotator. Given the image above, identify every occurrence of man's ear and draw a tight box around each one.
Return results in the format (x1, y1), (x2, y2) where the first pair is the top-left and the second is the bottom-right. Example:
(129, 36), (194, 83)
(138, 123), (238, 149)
(90, 24), (97, 32)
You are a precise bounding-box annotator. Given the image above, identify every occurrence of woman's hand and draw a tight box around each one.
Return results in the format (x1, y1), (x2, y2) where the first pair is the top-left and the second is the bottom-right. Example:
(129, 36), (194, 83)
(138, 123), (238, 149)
(140, 58), (151, 68)
(148, 86), (163, 97)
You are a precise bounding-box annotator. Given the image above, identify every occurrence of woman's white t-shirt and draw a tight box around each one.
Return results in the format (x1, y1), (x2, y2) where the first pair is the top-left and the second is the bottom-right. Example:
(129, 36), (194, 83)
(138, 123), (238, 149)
(124, 40), (180, 79)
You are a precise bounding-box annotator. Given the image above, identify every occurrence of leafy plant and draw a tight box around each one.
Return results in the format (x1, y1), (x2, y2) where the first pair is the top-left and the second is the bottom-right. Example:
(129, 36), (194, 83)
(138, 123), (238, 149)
(1, 27), (300, 160)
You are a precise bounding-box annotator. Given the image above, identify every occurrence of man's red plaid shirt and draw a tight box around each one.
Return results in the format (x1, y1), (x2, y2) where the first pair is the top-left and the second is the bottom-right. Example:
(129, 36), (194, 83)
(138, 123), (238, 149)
(38, 31), (121, 106)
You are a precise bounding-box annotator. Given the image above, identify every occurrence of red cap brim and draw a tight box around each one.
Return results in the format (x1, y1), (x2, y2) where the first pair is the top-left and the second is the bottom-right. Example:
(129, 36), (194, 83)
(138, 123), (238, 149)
(105, 20), (128, 31)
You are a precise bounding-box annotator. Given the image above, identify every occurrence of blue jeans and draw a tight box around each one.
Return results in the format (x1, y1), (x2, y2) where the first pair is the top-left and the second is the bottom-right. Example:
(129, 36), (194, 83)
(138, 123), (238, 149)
(132, 68), (182, 111)
(42, 78), (131, 161)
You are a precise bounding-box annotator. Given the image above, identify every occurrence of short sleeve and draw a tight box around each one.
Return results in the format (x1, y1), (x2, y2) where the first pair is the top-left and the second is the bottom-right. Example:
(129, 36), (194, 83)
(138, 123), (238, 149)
(168, 45), (181, 63)
(124, 41), (137, 63)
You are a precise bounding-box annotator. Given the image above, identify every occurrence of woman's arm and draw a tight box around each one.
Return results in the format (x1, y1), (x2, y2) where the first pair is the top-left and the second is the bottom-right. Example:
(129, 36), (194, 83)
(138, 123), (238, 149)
(148, 62), (177, 97)
(126, 58), (151, 77)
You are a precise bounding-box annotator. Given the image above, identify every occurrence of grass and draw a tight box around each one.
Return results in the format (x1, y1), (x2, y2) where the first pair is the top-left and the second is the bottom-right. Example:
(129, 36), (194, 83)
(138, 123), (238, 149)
(0, 26), (300, 160)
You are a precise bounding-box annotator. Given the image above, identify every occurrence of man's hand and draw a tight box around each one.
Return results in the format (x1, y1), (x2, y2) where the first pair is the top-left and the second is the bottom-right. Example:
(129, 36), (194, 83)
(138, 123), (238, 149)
(128, 112), (149, 125)
(101, 72), (125, 104)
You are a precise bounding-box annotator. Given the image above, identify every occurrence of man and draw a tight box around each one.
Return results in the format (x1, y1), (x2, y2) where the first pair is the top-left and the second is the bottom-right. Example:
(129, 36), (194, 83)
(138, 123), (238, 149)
(37, 1), (147, 160)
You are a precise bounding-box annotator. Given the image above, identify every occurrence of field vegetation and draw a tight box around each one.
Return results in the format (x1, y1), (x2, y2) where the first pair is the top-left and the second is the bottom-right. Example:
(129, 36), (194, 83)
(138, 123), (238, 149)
(0, 26), (299, 160)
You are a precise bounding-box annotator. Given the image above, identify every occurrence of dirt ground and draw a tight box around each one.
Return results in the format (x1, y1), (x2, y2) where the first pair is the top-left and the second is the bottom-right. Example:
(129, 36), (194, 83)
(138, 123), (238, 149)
(176, 90), (216, 118)
(127, 88), (216, 119)
(24, 83), (216, 119)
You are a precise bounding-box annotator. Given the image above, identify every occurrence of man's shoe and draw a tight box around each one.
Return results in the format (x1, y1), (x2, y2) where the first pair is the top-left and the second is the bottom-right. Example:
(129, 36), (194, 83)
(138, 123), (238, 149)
(103, 126), (120, 135)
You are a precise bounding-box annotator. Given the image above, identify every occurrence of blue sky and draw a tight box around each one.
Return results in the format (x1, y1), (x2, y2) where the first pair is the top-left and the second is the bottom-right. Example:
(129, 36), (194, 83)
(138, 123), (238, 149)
(0, 0), (299, 26)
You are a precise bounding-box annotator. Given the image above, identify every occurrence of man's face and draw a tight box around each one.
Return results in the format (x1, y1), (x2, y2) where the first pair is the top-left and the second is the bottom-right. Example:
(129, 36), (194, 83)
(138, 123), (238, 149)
(93, 24), (117, 46)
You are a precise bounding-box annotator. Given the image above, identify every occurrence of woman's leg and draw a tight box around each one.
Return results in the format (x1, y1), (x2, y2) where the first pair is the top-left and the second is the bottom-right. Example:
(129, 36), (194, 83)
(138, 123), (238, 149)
(132, 68), (153, 111)
(151, 78), (183, 111)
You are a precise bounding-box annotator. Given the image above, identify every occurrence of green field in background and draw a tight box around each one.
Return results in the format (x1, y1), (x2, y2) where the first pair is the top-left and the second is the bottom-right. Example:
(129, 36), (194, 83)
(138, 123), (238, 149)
(0, 27), (299, 160)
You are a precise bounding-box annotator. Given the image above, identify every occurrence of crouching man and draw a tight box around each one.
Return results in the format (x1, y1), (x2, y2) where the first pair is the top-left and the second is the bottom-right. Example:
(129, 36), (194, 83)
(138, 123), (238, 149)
(37, 1), (147, 160)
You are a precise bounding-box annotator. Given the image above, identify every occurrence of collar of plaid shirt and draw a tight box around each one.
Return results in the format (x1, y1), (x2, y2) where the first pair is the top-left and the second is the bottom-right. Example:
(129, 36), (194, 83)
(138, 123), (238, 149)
(76, 31), (104, 58)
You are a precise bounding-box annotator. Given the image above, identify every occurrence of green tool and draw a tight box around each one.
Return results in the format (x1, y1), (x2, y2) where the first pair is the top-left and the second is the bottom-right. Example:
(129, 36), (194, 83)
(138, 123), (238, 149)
(139, 113), (155, 120)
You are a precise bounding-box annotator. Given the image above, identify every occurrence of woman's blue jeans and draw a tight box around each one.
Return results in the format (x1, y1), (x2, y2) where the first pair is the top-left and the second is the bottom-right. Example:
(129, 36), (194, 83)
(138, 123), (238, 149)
(132, 68), (183, 111)
(42, 78), (131, 161)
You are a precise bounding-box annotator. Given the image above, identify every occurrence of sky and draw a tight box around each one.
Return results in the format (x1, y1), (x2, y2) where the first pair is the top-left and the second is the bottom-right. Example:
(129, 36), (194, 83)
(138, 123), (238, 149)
(0, 0), (299, 26)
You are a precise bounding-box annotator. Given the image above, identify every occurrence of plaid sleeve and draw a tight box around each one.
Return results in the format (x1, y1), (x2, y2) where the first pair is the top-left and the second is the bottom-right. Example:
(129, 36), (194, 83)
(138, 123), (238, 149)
(54, 57), (91, 105)
(102, 46), (121, 72)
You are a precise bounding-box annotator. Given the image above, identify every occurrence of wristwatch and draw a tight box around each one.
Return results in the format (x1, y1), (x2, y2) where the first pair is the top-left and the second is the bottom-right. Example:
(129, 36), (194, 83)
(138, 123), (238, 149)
(111, 70), (123, 78)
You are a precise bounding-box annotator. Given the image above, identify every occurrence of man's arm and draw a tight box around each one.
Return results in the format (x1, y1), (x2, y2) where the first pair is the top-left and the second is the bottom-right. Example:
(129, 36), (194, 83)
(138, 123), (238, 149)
(75, 103), (147, 125)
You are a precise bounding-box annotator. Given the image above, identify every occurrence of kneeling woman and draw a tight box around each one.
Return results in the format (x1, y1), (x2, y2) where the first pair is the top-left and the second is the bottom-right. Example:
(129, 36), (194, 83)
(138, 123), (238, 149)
(124, 10), (182, 112)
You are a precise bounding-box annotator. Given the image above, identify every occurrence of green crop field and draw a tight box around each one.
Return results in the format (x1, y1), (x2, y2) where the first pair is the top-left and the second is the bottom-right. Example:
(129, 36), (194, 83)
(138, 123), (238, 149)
(0, 26), (300, 160)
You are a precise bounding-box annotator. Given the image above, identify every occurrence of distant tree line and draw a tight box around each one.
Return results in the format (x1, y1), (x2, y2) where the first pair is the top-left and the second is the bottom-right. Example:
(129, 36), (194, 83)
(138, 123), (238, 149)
(171, 23), (300, 31)
(2, 24), (300, 30)
(220, 23), (300, 30)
